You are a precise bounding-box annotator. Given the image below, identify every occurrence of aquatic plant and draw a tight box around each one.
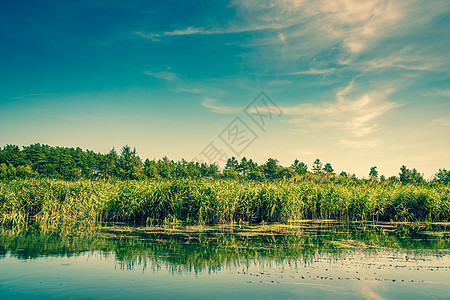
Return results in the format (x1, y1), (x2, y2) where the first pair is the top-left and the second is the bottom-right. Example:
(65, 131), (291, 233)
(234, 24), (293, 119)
(1, 179), (449, 225)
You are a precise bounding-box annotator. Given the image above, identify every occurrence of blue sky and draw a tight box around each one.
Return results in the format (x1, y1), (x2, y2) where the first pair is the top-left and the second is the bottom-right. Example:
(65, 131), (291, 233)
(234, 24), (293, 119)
(0, 0), (449, 177)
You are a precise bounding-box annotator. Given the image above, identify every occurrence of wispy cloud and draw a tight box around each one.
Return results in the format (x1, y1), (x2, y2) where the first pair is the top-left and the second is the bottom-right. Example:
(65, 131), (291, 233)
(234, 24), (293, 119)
(253, 80), (399, 143)
(136, 27), (204, 40)
(339, 139), (381, 149)
(143, 70), (177, 80)
(174, 87), (201, 94)
(228, 0), (449, 75)
(232, 0), (405, 54)
(12, 93), (49, 100)
(286, 68), (335, 75)
(201, 98), (241, 114)
(432, 118), (450, 126)
(361, 50), (447, 72)
(136, 23), (285, 41)
(434, 89), (450, 97)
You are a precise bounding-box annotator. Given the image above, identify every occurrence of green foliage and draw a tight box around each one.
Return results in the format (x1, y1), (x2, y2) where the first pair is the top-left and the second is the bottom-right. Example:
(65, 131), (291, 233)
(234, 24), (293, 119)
(246, 167), (264, 181)
(222, 169), (240, 180)
(312, 158), (322, 174)
(1, 179), (448, 226)
(434, 169), (450, 183)
(0, 144), (447, 185)
(278, 167), (295, 180)
(118, 146), (143, 180)
(339, 171), (348, 177)
(399, 165), (425, 184)
(323, 163), (334, 174)
(290, 159), (308, 175)
(369, 166), (378, 179)
(225, 157), (239, 170)
(263, 158), (280, 179)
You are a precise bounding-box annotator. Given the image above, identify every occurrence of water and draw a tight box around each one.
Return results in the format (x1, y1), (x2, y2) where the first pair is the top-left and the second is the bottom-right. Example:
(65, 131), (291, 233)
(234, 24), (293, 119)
(1, 221), (449, 299)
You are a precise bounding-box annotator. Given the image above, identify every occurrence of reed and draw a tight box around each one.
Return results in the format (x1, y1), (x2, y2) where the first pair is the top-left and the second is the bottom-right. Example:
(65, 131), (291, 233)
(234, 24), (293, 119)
(0, 179), (449, 225)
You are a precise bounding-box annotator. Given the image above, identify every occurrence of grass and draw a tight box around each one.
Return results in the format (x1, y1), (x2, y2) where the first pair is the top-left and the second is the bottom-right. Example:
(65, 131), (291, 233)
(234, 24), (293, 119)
(0, 178), (449, 226)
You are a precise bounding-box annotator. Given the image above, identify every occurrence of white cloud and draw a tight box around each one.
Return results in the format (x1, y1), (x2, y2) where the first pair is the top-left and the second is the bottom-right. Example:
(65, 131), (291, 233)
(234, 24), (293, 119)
(12, 93), (49, 100)
(201, 98), (241, 114)
(432, 118), (450, 126)
(286, 68), (335, 75)
(175, 87), (201, 94)
(137, 0), (448, 76)
(362, 50), (447, 72)
(227, 0), (448, 75)
(435, 90), (450, 97)
(252, 80), (399, 141)
(136, 27), (204, 41)
(136, 23), (285, 41)
(339, 139), (381, 148)
(231, 0), (405, 55)
(143, 70), (177, 80)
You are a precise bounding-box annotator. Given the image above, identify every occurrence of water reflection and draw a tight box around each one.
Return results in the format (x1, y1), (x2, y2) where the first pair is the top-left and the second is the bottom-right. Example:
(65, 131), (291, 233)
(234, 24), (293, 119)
(1, 221), (449, 269)
(1, 221), (449, 299)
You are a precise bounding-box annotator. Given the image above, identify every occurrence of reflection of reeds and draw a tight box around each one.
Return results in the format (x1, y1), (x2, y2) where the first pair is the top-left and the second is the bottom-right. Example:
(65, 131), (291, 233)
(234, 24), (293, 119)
(0, 179), (449, 225)
(1, 222), (449, 272)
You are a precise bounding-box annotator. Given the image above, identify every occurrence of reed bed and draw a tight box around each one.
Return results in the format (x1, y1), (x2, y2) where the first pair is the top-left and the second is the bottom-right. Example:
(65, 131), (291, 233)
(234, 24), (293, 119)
(0, 179), (449, 225)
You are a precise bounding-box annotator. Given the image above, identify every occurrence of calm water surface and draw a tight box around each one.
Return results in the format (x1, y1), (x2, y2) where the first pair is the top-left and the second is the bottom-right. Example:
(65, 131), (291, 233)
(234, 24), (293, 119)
(1, 221), (449, 299)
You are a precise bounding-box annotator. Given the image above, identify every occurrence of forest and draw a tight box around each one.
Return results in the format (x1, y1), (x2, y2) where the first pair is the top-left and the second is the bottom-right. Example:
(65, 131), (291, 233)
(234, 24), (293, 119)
(1, 144), (449, 225)
(1, 143), (449, 183)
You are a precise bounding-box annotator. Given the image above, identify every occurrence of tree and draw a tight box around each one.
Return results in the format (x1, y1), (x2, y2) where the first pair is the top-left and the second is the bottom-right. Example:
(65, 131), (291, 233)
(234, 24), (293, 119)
(237, 157), (250, 176)
(0, 145), (22, 166)
(339, 171), (348, 177)
(312, 159), (322, 174)
(143, 159), (158, 179)
(247, 166), (265, 181)
(323, 163), (334, 174)
(118, 146), (143, 180)
(279, 167), (295, 180)
(207, 163), (220, 178)
(225, 157), (239, 170)
(290, 159), (308, 175)
(186, 162), (200, 178)
(388, 176), (400, 183)
(158, 156), (173, 179)
(369, 166), (378, 179)
(434, 169), (450, 183)
(263, 158), (280, 179)
(0, 163), (16, 180)
(399, 165), (425, 184)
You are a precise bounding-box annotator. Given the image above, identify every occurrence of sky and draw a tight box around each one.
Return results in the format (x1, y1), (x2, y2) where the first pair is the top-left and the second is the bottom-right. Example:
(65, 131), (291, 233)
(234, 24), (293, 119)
(0, 0), (449, 178)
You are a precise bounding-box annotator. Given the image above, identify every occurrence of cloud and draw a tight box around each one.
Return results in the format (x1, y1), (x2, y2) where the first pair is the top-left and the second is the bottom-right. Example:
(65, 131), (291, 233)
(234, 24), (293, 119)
(137, 0), (448, 78)
(339, 139), (381, 148)
(201, 98), (241, 114)
(253, 80), (399, 141)
(361, 50), (447, 72)
(12, 93), (49, 100)
(434, 89), (450, 97)
(432, 118), (450, 126)
(136, 23), (285, 41)
(286, 68), (336, 75)
(136, 27), (204, 40)
(224, 0), (449, 75)
(231, 0), (405, 54)
(174, 87), (201, 94)
(143, 70), (177, 80)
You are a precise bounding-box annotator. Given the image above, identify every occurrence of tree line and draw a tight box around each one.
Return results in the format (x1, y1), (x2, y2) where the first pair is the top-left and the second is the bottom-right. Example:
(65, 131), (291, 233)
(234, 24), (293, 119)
(0, 144), (448, 184)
